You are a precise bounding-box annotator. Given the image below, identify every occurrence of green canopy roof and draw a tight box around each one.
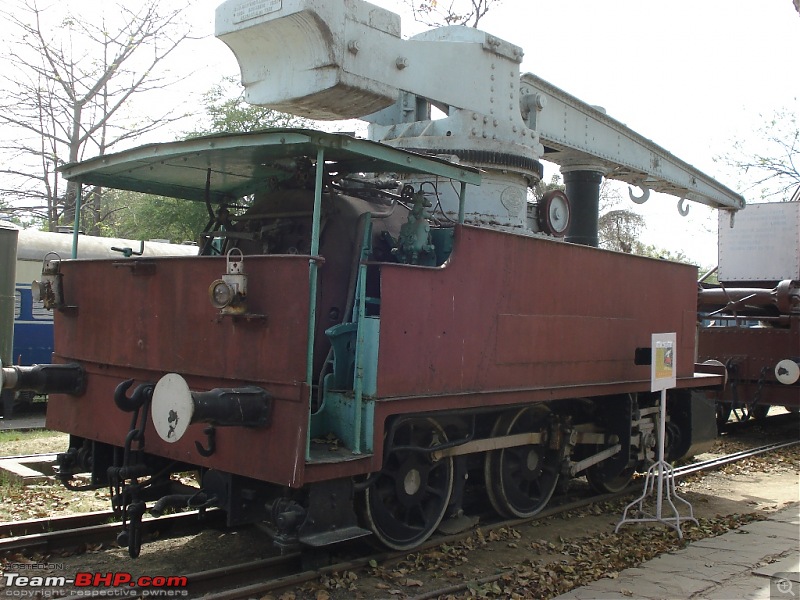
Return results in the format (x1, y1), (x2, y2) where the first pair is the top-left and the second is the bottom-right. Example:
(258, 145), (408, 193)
(60, 129), (481, 204)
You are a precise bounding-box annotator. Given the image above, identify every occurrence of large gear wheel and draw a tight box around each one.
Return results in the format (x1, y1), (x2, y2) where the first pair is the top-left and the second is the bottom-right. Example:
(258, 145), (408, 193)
(414, 149), (544, 180)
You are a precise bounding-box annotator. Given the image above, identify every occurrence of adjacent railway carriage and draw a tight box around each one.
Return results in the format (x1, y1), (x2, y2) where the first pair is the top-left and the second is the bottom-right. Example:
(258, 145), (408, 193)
(0, 227), (197, 417)
(698, 197), (800, 423)
(0, 0), (745, 557)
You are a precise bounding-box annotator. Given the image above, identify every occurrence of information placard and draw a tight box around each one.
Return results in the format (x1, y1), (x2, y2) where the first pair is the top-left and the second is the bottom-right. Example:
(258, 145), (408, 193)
(651, 333), (676, 392)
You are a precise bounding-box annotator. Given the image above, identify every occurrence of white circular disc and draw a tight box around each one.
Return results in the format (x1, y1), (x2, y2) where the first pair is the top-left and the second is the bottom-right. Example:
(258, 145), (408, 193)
(548, 197), (570, 235)
(775, 359), (800, 385)
(539, 190), (571, 237)
(152, 373), (194, 443)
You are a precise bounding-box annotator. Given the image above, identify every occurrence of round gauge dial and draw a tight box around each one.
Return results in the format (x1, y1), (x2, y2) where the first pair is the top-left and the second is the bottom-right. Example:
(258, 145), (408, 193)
(538, 190), (571, 237)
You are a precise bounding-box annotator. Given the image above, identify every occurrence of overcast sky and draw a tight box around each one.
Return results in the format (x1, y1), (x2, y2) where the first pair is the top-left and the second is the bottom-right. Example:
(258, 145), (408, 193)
(178, 0), (798, 267)
(8, 0), (797, 266)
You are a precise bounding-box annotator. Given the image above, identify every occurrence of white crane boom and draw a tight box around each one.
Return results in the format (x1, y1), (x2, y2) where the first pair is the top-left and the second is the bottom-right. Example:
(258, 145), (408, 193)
(215, 0), (744, 235)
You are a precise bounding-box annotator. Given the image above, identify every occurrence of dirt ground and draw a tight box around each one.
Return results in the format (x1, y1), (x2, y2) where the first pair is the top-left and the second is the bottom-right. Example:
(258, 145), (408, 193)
(0, 415), (798, 599)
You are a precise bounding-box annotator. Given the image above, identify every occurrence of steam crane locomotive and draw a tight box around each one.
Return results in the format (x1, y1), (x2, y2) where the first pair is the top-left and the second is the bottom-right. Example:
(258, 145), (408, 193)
(0, 0), (745, 557)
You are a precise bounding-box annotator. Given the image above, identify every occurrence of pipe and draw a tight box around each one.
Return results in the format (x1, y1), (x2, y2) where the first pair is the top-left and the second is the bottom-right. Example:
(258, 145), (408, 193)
(1, 362), (85, 395)
(563, 169), (603, 247)
(698, 280), (799, 316)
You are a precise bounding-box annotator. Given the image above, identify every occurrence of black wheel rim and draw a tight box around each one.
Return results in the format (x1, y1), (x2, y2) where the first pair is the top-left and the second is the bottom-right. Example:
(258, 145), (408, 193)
(586, 458), (636, 494)
(485, 406), (560, 518)
(364, 418), (453, 550)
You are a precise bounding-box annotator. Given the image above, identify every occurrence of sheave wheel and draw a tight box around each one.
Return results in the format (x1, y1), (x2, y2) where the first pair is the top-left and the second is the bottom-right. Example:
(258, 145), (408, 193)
(484, 405), (560, 518)
(363, 418), (454, 550)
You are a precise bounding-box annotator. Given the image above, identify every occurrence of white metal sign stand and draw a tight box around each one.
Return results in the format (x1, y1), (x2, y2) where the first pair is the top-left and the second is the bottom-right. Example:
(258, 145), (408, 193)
(616, 333), (697, 538)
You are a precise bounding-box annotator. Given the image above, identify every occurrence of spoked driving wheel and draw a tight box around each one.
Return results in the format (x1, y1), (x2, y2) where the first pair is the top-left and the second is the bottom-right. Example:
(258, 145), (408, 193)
(484, 405), (560, 518)
(586, 456), (636, 493)
(363, 418), (454, 550)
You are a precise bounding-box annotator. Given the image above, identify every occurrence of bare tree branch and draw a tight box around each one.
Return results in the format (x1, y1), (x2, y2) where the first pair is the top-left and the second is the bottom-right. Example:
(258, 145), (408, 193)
(0, 0), (197, 232)
(405, 0), (502, 28)
(716, 104), (799, 201)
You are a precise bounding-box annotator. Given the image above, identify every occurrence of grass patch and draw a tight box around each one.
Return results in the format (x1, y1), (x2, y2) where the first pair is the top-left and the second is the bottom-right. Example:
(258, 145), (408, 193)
(0, 429), (61, 444)
(0, 429), (69, 457)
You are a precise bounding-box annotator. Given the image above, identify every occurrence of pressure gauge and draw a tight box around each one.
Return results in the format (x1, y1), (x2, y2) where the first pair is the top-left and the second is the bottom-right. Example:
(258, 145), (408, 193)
(538, 190), (571, 237)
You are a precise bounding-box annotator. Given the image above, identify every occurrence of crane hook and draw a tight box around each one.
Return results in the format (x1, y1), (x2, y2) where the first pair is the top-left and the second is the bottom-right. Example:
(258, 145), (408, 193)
(628, 185), (650, 204)
(677, 198), (690, 217)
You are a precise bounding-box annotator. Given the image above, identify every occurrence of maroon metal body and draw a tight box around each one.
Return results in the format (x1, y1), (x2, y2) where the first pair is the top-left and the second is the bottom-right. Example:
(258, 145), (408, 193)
(47, 225), (717, 488)
(698, 317), (800, 410)
(47, 255), (313, 487)
(698, 279), (799, 411)
(374, 225), (698, 398)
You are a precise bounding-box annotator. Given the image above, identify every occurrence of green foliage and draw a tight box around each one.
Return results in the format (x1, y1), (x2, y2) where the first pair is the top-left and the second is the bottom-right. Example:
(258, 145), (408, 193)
(699, 267), (719, 285)
(97, 77), (314, 241)
(97, 189), (208, 244)
(0, 202), (27, 227)
(635, 243), (691, 264)
(531, 173), (564, 202)
(597, 182), (645, 253)
(0, 429), (62, 445)
(596, 181), (694, 264)
(0, 0), (195, 231)
(598, 209), (645, 253)
(185, 76), (312, 138)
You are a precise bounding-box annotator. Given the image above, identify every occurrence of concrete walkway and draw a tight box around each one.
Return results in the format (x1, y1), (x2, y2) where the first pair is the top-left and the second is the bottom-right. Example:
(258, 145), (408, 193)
(553, 503), (799, 600)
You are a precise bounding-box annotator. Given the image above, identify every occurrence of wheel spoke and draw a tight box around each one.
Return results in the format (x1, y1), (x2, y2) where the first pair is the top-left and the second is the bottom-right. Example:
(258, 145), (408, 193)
(485, 406), (560, 518)
(586, 448), (635, 493)
(362, 418), (454, 550)
(424, 484), (447, 498)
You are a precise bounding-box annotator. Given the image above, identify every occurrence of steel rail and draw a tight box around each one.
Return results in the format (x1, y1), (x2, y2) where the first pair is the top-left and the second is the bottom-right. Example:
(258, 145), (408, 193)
(401, 439), (800, 600)
(672, 440), (800, 478)
(0, 509), (116, 539)
(188, 439), (800, 599)
(1, 439), (796, 598)
(0, 509), (222, 554)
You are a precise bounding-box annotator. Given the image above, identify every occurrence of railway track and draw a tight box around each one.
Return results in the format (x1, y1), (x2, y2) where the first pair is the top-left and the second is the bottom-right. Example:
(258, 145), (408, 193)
(0, 509), (224, 555)
(197, 439), (799, 600)
(720, 409), (799, 432)
(3, 439), (795, 599)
